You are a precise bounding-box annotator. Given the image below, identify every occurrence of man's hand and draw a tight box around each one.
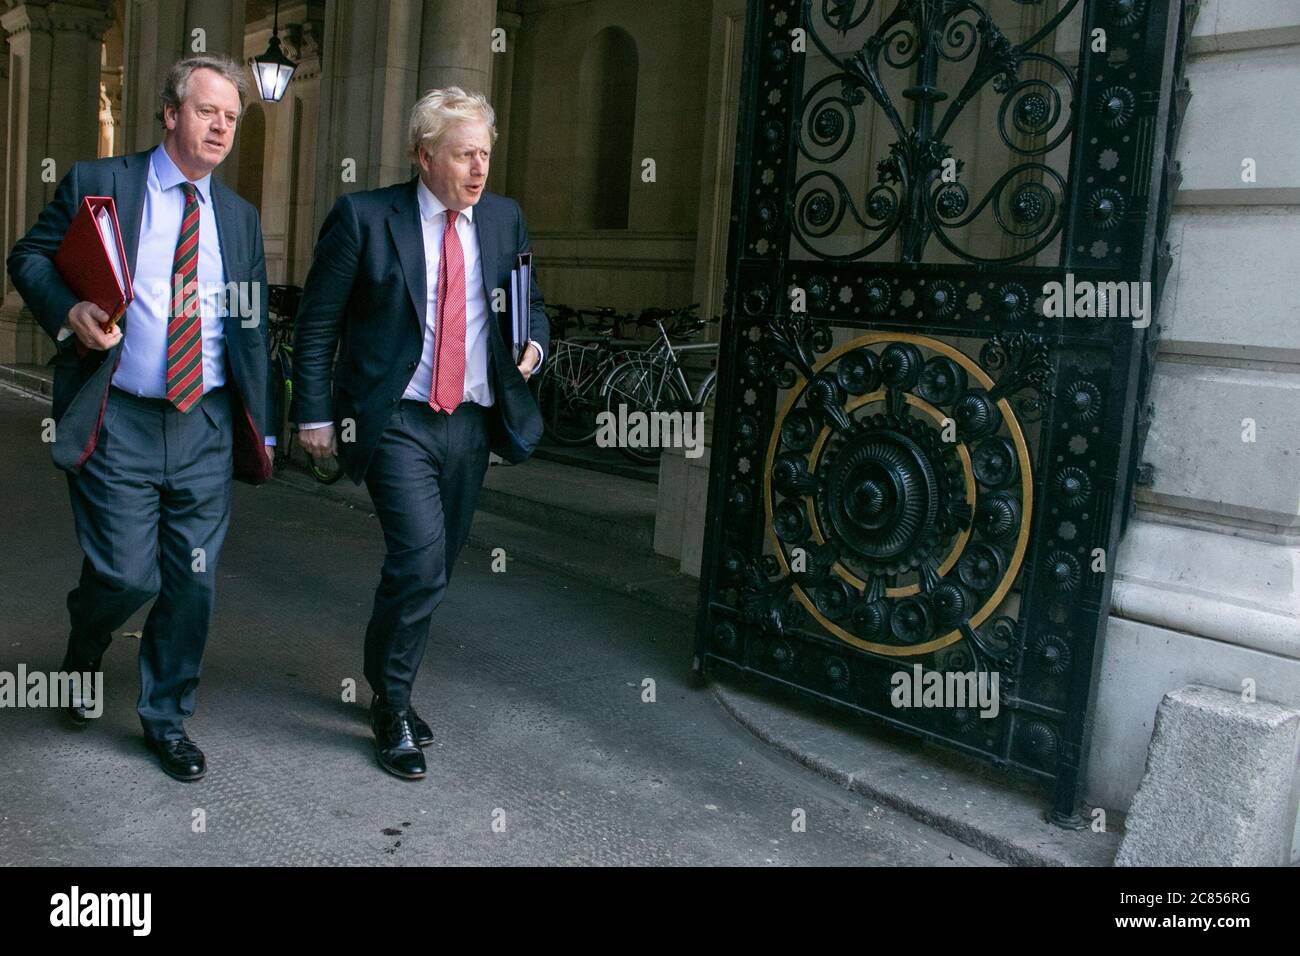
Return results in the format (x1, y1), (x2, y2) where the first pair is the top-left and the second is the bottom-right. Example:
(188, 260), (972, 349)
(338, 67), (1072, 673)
(66, 301), (122, 350)
(299, 423), (338, 460)
(517, 342), (541, 382)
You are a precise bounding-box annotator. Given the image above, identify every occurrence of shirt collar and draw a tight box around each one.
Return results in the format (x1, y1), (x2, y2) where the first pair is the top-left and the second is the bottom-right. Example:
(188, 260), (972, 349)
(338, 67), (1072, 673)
(152, 144), (213, 204)
(417, 178), (473, 224)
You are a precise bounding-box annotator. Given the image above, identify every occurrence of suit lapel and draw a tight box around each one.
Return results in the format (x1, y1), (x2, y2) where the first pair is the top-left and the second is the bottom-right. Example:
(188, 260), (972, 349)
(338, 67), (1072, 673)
(211, 180), (245, 353)
(114, 150), (150, 293)
(211, 181), (235, 274)
(387, 180), (427, 332)
(473, 196), (512, 357)
(473, 197), (496, 306)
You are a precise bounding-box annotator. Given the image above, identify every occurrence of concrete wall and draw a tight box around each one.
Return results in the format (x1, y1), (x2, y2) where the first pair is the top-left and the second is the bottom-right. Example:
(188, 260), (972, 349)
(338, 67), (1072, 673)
(1083, 0), (1300, 814)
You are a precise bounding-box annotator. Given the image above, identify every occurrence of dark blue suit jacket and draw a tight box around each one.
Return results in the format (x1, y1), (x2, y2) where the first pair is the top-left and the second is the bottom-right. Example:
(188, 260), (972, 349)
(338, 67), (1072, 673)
(292, 180), (548, 481)
(6, 147), (273, 484)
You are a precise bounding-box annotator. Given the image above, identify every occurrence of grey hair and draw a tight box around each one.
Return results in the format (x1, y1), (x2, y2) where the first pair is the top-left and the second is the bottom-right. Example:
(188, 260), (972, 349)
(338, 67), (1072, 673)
(408, 87), (498, 161)
(157, 55), (249, 127)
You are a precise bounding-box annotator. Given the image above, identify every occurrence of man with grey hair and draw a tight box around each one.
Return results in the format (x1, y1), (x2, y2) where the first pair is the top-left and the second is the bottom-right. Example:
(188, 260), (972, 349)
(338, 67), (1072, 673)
(7, 54), (273, 781)
(293, 87), (548, 780)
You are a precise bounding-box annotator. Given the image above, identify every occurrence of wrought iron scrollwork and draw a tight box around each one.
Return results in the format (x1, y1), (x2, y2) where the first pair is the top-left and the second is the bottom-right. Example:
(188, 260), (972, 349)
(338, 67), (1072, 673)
(794, 0), (1081, 263)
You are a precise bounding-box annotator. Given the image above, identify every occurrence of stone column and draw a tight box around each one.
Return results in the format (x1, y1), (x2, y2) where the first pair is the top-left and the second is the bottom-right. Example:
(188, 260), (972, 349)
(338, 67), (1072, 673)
(120, 0), (247, 182)
(0, 35), (9, 304)
(186, 0), (247, 190)
(491, 9), (520, 194)
(282, 14), (322, 285)
(310, 0), (422, 230)
(690, 0), (747, 334)
(118, 0), (184, 155)
(416, 0), (495, 97)
(0, 0), (111, 365)
(99, 0), (125, 157)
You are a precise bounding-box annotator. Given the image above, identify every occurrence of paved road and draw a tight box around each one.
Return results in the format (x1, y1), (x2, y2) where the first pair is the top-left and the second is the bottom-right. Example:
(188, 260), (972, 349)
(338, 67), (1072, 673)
(0, 385), (995, 866)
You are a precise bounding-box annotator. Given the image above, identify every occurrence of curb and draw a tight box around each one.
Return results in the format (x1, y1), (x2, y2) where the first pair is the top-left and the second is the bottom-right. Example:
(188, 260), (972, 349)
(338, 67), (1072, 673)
(0, 363), (54, 399)
(711, 677), (1121, 867)
(267, 462), (700, 623)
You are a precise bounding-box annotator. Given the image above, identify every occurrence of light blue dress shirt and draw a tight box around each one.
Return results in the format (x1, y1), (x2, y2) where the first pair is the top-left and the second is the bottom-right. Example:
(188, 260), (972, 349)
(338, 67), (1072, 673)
(111, 145), (228, 398)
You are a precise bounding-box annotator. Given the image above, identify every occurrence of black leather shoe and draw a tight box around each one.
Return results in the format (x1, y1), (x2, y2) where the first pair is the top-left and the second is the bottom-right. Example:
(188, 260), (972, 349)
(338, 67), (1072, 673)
(371, 695), (433, 747)
(147, 735), (207, 781)
(370, 706), (427, 780)
(59, 649), (103, 726)
(408, 706), (434, 748)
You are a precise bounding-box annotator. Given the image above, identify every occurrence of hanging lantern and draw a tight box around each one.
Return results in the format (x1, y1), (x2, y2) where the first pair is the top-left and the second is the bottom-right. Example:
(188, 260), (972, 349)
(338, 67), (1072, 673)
(249, 0), (297, 103)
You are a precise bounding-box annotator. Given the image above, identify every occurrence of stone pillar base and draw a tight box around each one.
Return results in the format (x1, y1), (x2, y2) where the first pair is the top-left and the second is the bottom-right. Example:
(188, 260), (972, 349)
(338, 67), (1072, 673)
(654, 441), (712, 579)
(1115, 684), (1300, 866)
(0, 294), (51, 366)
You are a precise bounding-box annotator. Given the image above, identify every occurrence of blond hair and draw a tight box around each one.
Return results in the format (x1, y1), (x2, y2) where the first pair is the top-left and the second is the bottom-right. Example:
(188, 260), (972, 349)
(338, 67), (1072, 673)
(408, 87), (498, 161)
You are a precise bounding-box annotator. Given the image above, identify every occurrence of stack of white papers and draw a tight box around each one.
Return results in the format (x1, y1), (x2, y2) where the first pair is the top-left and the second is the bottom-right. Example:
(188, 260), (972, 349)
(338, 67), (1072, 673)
(96, 207), (127, 297)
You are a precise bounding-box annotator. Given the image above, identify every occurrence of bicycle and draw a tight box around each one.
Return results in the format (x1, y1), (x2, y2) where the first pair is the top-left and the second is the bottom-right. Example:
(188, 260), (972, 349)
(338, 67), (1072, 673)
(600, 305), (720, 465)
(266, 283), (343, 485)
(534, 305), (645, 445)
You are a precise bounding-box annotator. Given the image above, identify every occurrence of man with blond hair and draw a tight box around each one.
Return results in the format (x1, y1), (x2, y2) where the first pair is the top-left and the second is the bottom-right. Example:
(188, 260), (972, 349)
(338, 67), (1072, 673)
(293, 87), (547, 780)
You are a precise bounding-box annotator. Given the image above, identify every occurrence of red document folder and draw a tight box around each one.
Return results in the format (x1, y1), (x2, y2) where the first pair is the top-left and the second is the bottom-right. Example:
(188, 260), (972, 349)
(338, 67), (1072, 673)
(52, 196), (133, 333)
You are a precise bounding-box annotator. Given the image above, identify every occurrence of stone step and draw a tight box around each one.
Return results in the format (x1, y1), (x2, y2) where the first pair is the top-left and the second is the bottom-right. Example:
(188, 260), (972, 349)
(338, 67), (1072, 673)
(271, 460), (697, 621)
(279, 427), (660, 555)
(478, 454), (658, 554)
(0, 362), (53, 398)
(531, 440), (659, 483)
(0, 362), (661, 557)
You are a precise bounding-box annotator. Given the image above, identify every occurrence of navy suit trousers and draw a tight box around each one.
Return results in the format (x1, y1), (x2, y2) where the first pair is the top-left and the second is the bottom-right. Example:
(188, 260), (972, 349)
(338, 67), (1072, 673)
(65, 386), (234, 741)
(362, 399), (491, 707)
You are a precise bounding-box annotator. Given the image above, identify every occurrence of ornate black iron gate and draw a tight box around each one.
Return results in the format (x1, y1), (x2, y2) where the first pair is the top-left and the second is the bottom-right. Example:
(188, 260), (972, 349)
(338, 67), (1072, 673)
(695, 0), (1195, 823)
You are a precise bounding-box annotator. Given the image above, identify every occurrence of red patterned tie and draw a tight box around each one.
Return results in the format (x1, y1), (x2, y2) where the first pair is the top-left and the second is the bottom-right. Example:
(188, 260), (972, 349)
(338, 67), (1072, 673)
(166, 182), (204, 411)
(429, 208), (466, 412)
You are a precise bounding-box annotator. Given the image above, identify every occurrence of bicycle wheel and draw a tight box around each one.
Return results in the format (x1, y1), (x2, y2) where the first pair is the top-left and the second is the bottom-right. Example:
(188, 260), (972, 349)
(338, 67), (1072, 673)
(537, 362), (600, 445)
(309, 455), (345, 484)
(699, 374), (717, 415)
(270, 352), (293, 472)
(600, 358), (692, 465)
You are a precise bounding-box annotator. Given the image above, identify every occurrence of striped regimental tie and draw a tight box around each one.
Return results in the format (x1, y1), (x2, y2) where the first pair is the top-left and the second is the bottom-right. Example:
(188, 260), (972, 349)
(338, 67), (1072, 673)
(166, 181), (204, 412)
(429, 208), (467, 413)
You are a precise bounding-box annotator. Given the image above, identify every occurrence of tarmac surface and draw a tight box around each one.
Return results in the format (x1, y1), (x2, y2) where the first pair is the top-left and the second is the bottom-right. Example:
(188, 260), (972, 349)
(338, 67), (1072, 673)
(0, 385), (996, 866)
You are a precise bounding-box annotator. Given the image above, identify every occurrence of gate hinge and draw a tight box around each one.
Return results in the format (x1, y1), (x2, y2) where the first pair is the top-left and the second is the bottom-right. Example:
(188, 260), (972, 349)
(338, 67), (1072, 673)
(1135, 462), (1156, 487)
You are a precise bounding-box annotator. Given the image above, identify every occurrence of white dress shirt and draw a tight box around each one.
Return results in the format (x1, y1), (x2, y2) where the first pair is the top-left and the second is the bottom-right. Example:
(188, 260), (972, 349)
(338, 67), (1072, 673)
(111, 145), (228, 398)
(300, 180), (541, 432)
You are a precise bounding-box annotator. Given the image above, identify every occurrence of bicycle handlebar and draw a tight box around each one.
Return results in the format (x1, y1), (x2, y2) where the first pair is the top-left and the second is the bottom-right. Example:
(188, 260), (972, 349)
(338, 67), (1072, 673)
(546, 302), (715, 341)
